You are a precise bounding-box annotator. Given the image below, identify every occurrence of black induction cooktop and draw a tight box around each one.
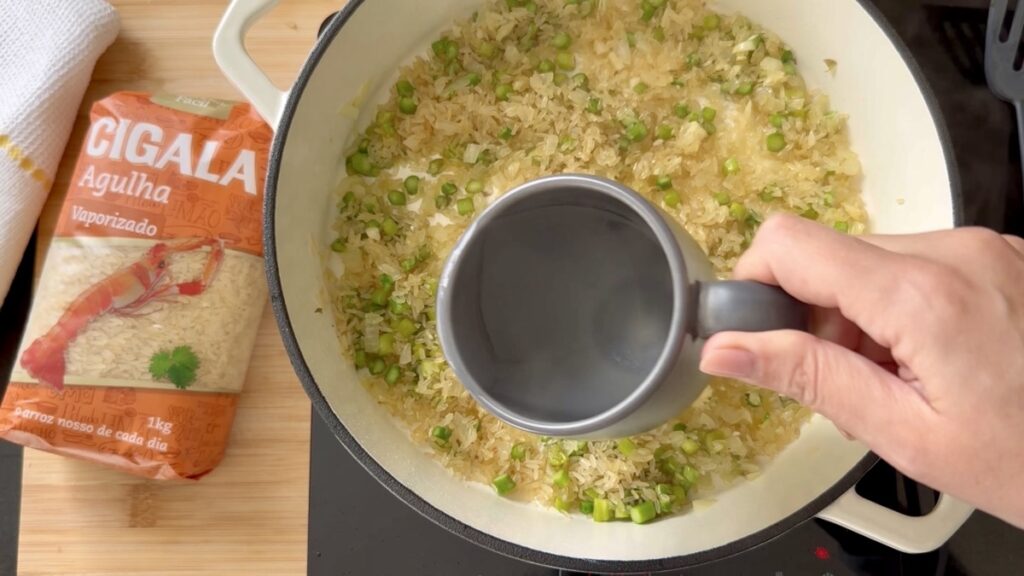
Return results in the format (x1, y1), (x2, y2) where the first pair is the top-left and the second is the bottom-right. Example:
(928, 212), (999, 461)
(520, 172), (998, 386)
(307, 0), (1024, 575)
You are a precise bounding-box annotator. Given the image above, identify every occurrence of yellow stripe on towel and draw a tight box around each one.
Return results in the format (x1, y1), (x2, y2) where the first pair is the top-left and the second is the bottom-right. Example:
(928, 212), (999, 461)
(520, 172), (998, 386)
(0, 134), (52, 188)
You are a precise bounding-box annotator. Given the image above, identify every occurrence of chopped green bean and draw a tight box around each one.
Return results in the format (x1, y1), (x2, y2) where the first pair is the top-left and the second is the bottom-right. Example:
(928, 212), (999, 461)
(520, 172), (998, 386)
(592, 498), (613, 522)
(617, 438), (636, 456)
(641, 0), (657, 20)
(630, 501), (657, 524)
(553, 71), (569, 87)
(435, 195), (450, 210)
(781, 49), (796, 63)
(766, 132), (786, 153)
(537, 58), (555, 73)
(834, 220), (850, 233)
(624, 121), (648, 142)
(498, 126), (513, 140)
(672, 423), (687, 431)
(354, 350), (367, 369)
(674, 102), (690, 118)
(769, 113), (785, 128)
(396, 317), (418, 338)
(676, 465), (698, 488)
(389, 299), (410, 315)
(510, 442), (527, 461)
(656, 483), (676, 504)
(441, 181), (457, 196)
(476, 41), (497, 59)
(736, 81), (754, 95)
(466, 179), (484, 195)
(729, 202), (748, 220)
(663, 190), (681, 208)
(431, 425), (452, 442)
(633, 82), (649, 94)
(388, 189), (407, 206)
(403, 175), (420, 196)
(702, 106), (717, 122)
(342, 191), (356, 210)
(349, 152), (374, 176)
(655, 123), (674, 140)
(381, 217), (399, 237)
(681, 438), (700, 455)
(384, 364), (401, 385)
(396, 79), (415, 97)
(400, 258), (417, 272)
(580, 500), (595, 515)
(653, 25), (666, 42)
(369, 287), (389, 308)
(548, 445), (568, 467)
(554, 495), (572, 512)
(556, 51), (576, 70)
(703, 13), (720, 29)
(466, 72), (482, 86)
(330, 238), (346, 252)
(552, 31), (572, 49)
(368, 356), (386, 375)
(723, 157), (740, 175)
(572, 72), (589, 90)
(456, 197), (475, 216)
(552, 469), (570, 487)
(687, 52), (701, 68)
(398, 97), (417, 115)
(495, 82), (513, 101)
(783, 62), (797, 75)
(428, 158), (444, 175)
(655, 175), (672, 190)
(587, 97), (603, 114)
(378, 333), (395, 355)
(801, 207), (819, 220)
(492, 473), (516, 495)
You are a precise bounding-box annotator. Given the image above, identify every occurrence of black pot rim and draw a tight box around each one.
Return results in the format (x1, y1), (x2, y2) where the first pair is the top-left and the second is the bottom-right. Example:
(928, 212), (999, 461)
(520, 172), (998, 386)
(262, 0), (963, 572)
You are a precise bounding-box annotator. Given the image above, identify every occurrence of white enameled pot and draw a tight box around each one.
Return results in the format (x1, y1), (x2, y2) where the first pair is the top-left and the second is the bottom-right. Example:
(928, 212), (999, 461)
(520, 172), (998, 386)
(214, 0), (974, 571)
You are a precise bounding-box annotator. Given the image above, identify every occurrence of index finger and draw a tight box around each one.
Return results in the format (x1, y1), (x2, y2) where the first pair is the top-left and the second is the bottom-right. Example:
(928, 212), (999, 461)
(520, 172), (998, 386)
(733, 214), (913, 343)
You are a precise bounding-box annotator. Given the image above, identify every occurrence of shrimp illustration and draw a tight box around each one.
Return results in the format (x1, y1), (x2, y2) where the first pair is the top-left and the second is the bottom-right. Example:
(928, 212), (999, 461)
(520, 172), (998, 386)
(19, 238), (224, 390)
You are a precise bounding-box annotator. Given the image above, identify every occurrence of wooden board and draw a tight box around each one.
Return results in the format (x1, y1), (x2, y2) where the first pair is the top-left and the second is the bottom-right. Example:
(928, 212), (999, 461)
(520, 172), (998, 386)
(17, 1), (342, 574)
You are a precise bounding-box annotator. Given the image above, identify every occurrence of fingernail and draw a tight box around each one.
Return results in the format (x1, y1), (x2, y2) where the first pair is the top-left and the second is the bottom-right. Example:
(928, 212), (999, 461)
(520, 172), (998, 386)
(700, 347), (757, 381)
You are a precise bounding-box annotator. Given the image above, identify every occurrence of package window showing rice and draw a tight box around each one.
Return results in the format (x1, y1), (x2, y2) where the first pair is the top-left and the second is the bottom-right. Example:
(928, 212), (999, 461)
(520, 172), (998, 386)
(0, 92), (272, 480)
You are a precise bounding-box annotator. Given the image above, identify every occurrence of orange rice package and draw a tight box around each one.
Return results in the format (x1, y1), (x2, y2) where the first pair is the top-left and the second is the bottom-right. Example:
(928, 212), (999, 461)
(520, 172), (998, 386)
(0, 92), (272, 480)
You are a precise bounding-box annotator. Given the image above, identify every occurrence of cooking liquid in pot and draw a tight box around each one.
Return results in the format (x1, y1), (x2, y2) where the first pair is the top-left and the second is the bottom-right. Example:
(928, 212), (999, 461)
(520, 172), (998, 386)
(476, 203), (674, 422)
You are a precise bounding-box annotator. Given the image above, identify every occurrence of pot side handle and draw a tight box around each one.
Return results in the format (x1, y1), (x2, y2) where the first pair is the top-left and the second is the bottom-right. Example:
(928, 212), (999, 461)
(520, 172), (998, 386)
(213, 0), (288, 128)
(816, 487), (974, 553)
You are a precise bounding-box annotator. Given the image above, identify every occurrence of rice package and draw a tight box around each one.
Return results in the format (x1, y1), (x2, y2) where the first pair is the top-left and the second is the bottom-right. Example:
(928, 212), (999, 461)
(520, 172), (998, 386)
(0, 92), (272, 479)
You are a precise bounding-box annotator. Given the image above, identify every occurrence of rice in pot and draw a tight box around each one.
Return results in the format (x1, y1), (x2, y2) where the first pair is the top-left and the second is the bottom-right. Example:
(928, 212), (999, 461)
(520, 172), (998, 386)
(326, 0), (866, 521)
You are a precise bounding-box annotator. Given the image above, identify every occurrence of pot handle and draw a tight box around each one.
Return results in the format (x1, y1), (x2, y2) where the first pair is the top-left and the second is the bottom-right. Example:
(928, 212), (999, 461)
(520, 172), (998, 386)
(212, 0), (288, 128)
(816, 487), (974, 553)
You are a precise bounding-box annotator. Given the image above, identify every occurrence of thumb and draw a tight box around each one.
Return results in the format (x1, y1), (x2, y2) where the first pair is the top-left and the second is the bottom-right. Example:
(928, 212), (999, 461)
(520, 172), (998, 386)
(699, 330), (931, 456)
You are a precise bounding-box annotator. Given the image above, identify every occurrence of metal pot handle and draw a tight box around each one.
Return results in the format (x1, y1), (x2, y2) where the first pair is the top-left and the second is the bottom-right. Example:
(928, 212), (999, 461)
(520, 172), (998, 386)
(212, 0), (288, 128)
(816, 487), (974, 553)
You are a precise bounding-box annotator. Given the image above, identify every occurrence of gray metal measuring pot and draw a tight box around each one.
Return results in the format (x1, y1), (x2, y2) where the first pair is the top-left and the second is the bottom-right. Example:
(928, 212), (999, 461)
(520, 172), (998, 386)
(436, 174), (808, 439)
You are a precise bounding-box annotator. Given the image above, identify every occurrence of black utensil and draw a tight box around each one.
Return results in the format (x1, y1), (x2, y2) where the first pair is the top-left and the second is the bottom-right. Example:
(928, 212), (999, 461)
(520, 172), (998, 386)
(986, 0), (1024, 200)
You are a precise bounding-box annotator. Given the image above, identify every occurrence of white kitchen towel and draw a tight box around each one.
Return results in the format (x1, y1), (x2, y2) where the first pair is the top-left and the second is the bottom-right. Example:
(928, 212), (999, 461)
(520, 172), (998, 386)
(0, 0), (119, 305)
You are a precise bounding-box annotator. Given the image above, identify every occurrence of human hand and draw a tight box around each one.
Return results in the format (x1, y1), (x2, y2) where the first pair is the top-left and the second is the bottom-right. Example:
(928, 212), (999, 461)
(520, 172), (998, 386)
(699, 214), (1024, 529)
